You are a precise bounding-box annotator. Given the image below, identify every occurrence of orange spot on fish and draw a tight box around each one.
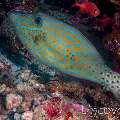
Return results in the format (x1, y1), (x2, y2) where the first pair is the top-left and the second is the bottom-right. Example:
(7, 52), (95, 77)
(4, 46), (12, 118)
(58, 44), (63, 49)
(20, 15), (34, 22)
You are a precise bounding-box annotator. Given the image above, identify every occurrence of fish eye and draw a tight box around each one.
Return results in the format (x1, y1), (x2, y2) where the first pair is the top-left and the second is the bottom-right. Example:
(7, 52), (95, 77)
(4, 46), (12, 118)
(34, 16), (42, 26)
(94, 9), (98, 15)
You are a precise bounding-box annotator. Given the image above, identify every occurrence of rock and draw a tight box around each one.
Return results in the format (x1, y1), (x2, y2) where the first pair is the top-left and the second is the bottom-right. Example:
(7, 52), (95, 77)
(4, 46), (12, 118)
(20, 69), (31, 81)
(33, 106), (46, 120)
(33, 95), (45, 106)
(14, 113), (21, 120)
(0, 84), (6, 93)
(22, 88), (39, 102)
(4, 87), (15, 94)
(0, 60), (10, 71)
(104, 29), (120, 54)
(6, 93), (23, 110)
(21, 101), (32, 111)
(16, 83), (32, 92)
(0, 115), (7, 120)
(54, 116), (65, 120)
(30, 80), (46, 92)
(48, 81), (60, 93)
(21, 111), (33, 120)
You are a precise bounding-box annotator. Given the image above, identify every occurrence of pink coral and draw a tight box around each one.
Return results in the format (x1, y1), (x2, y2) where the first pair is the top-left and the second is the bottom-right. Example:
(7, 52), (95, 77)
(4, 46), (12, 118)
(6, 94), (22, 110)
(22, 111), (33, 120)
(42, 97), (63, 119)
(41, 97), (91, 119)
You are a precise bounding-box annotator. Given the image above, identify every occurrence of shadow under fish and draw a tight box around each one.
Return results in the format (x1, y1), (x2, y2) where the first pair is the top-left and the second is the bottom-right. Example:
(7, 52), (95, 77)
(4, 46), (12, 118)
(0, 10), (120, 100)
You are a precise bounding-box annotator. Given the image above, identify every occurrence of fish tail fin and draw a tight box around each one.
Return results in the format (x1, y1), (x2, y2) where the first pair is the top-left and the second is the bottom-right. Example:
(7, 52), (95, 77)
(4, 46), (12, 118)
(103, 70), (120, 100)
(72, 3), (81, 8)
(95, 65), (120, 100)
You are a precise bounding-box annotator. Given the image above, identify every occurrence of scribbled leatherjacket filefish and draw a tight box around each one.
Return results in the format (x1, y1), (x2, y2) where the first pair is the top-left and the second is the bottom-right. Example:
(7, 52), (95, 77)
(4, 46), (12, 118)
(4, 11), (120, 99)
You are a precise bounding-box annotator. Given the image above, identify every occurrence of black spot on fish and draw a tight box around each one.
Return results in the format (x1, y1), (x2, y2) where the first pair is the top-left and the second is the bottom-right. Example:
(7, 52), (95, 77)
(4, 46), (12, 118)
(33, 32), (46, 44)
(34, 35), (39, 44)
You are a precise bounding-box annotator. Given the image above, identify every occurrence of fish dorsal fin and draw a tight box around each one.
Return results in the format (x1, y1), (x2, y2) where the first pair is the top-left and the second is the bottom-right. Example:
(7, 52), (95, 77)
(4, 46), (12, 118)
(73, 0), (90, 8)
(75, 0), (89, 3)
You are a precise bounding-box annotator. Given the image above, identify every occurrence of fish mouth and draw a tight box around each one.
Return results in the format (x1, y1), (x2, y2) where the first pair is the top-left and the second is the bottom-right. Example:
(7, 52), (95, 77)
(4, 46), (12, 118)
(92, 9), (100, 17)
(0, 12), (59, 78)
(0, 13), (36, 67)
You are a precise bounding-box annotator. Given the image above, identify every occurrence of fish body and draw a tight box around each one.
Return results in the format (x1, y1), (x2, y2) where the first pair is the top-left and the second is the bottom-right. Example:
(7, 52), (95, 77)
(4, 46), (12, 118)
(72, 1), (100, 17)
(7, 11), (120, 99)
(98, 16), (114, 27)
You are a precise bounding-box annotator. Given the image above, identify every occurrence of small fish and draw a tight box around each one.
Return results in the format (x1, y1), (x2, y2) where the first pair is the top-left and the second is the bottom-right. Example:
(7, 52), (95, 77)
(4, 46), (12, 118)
(98, 16), (114, 27)
(72, 0), (100, 17)
(6, 11), (120, 100)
